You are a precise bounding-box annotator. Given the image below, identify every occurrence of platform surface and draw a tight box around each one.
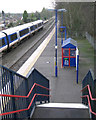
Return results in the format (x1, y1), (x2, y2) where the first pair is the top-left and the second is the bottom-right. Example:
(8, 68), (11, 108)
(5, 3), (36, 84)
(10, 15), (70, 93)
(33, 33), (82, 103)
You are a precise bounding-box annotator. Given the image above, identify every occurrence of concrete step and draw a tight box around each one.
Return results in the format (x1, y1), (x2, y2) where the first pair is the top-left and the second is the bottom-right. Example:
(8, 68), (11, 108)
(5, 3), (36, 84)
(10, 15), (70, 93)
(32, 103), (90, 118)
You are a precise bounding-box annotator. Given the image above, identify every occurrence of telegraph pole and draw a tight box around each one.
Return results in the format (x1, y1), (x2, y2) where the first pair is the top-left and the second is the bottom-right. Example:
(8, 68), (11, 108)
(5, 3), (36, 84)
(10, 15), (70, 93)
(2, 10), (5, 29)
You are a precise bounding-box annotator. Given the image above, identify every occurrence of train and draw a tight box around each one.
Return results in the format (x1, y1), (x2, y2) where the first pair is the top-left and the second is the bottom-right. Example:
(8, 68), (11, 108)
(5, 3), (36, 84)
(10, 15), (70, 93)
(0, 20), (44, 52)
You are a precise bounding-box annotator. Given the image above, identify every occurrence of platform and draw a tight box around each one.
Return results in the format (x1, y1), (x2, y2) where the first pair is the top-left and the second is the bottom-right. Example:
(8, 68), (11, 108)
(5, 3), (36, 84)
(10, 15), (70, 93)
(17, 27), (82, 103)
(1, 28), (94, 119)
(32, 32), (82, 103)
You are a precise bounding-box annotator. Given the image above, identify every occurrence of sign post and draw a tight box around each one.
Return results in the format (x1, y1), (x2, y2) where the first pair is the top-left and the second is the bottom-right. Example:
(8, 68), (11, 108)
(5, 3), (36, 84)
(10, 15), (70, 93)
(59, 26), (66, 45)
(76, 48), (79, 84)
(48, 8), (67, 77)
(55, 9), (58, 77)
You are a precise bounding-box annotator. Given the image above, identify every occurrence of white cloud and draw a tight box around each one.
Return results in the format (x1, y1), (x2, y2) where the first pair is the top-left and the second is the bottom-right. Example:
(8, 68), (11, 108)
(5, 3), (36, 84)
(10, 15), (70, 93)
(0, 0), (54, 13)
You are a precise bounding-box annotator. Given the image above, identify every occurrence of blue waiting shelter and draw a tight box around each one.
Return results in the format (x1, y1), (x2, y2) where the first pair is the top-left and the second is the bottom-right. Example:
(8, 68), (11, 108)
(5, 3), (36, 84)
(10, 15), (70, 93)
(62, 38), (79, 67)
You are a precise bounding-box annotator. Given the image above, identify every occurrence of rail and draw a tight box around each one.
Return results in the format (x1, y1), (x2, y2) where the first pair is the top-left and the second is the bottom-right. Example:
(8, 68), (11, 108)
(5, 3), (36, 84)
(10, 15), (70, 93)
(0, 83), (51, 116)
(81, 70), (96, 119)
(0, 65), (50, 119)
(81, 95), (96, 116)
(0, 83), (51, 98)
(81, 85), (96, 101)
(81, 85), (96, 116)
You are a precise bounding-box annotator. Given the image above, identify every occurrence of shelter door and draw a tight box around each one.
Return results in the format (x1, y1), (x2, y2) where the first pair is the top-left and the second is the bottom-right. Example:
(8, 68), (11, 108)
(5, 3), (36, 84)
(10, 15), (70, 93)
(70, 48), (76, 66)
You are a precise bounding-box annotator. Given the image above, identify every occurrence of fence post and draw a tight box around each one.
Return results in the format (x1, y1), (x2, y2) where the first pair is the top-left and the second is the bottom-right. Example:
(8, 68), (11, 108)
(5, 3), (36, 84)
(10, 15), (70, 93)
(92, 79), (96, 119)
(48, 80), (50, 103)
(10, 72), (16, 119)
(25, 78), (30, 118)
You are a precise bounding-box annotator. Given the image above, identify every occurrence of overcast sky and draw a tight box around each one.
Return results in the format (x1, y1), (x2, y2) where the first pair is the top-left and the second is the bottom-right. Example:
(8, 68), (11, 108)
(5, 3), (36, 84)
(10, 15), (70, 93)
(0, 0), (55, 13)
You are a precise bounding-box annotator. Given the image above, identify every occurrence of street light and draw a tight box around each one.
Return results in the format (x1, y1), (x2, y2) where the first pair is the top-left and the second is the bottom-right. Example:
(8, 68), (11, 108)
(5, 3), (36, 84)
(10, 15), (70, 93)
(58, 9), (67, 44)
(48, 8), (66, 77)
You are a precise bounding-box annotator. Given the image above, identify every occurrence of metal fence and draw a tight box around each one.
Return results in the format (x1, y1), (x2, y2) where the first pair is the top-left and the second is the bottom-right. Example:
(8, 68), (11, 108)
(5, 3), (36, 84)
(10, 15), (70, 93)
(0, 65), (50, 119)
(82, 70), (96, 119)
(85, 32), (96, 50)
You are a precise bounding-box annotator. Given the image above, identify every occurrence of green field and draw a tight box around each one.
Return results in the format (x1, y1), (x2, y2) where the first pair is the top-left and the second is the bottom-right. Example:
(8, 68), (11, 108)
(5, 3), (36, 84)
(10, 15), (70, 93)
(75, 38), (94, 83)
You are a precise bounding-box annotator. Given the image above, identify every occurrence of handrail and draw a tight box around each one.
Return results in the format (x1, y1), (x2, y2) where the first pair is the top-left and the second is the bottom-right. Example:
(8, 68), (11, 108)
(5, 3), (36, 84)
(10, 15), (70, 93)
(81, 95), (96, 115)
(81, 85), (96, 100)
(0, 93), (51, 116)
(81, 84), (96, 116)
(0, 83), (51, 116)
(0, 83), (51, 98)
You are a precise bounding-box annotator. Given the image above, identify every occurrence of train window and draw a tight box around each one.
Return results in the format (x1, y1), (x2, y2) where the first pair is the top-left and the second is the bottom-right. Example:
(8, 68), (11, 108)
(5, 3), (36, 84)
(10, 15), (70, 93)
(30, 26), (34, 31)
(38, 23), (41, 27)
(19, 28), (29, 37)
(0, 38), (5, 47)
(2, 38), (5, 46)
(0, 39), (2, 47)
(10, 33), (17, 42)
(34, 25), (37, 29)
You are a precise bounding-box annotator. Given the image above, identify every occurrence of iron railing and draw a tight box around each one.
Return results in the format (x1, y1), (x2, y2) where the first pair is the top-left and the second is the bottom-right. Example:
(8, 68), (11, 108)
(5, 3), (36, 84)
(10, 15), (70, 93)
(0, 65), (50, 119)
(81, 70), (96, 119)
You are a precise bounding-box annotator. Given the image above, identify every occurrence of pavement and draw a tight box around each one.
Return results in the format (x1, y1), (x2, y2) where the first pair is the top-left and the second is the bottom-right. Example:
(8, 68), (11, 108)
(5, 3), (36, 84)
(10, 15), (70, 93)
(33, 34), (82, 103)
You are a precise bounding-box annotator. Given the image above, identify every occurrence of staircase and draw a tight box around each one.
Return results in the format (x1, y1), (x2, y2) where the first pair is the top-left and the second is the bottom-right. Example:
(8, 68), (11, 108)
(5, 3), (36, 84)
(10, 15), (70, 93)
(0, 66), (95, 119)
(32, 103), (90, 118)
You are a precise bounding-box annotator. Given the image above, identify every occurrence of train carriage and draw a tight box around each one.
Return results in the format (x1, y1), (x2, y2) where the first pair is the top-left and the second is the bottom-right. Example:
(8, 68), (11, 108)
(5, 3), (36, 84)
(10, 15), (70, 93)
(0, 32), (8, 52)
(33, 20), (43, 32)
(0, 20), (44, 52)
(2, 28), (19, 48)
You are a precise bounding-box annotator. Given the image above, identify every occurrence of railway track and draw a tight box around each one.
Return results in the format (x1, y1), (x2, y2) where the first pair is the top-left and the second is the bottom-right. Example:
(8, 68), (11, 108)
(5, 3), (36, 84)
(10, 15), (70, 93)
(1, 18), (55, 72)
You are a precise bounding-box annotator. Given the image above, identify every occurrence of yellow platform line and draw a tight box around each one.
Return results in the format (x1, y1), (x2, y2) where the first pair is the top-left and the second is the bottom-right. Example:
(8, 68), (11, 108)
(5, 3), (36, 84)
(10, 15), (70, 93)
(17, 27), (55, 77)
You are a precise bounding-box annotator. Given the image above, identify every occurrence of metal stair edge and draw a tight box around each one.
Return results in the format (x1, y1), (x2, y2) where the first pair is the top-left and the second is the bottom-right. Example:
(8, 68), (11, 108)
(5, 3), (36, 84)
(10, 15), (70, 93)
(36, 103), (88, 109)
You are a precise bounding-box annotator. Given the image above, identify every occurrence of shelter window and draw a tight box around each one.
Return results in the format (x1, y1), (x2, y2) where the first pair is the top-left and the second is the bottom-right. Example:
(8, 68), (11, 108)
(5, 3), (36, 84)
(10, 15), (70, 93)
(63, 49), (69, 56)
(70, 49), (76, 56)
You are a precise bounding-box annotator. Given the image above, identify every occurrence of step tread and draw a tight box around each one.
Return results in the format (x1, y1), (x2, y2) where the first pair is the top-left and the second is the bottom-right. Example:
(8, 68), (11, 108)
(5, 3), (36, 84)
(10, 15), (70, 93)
(33, 103), (90, 118)
(37, 103), (88, 109)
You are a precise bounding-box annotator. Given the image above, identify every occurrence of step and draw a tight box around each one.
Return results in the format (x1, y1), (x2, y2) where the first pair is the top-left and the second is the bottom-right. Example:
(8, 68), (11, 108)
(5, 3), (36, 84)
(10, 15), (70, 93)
(36, 103), (88, 109)
(32, 103), (90, 118)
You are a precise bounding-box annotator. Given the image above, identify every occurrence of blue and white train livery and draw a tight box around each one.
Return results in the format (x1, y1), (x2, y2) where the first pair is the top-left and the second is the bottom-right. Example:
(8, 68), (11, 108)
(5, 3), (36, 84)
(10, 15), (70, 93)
(0, 20), (44, 52)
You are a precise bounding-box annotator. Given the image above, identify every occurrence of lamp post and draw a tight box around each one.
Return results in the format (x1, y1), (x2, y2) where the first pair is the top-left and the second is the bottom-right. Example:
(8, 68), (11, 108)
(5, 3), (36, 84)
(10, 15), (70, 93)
(59, 26), (67, 45)
(48, 9), (66, 77)
(61, 11), (63, 44)
(58, 9), (66, 44)
(76, 48), (79, 84)
(58, 9), (67, 44)
(55, 9), (58, 77)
